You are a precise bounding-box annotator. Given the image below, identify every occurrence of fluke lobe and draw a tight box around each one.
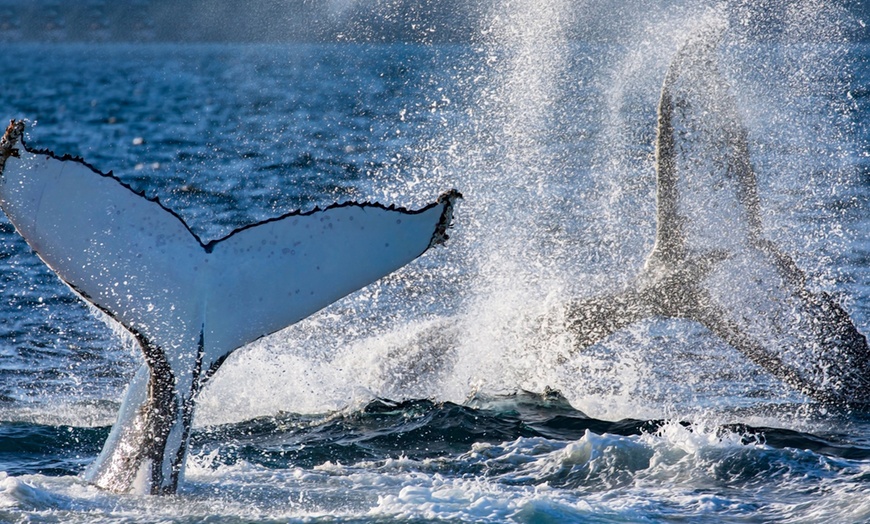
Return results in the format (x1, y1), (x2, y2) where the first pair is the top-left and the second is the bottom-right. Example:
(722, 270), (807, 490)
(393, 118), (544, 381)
(0, 120), (461, 494)
(566, 21), (870, 409)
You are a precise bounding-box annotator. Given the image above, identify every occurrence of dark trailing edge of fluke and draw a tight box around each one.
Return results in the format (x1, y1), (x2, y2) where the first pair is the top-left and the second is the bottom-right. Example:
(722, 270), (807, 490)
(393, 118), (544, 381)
(0, 119), (461, 494)
(3, 120), (461, 254)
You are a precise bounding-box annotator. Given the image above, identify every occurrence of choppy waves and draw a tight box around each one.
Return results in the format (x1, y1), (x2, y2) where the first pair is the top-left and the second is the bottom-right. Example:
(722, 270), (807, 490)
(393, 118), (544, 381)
(0, 2), (867, 520)
(0, 392), (869, 522)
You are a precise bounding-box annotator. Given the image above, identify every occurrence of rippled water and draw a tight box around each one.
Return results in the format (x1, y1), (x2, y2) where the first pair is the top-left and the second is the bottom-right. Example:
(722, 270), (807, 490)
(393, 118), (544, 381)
(0, 5), (868, 522)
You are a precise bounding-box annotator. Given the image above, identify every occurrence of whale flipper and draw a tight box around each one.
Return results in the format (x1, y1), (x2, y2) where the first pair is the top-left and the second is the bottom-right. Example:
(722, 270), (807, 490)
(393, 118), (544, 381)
(567, 22), (870, 407)
(0, 120), (461, 493)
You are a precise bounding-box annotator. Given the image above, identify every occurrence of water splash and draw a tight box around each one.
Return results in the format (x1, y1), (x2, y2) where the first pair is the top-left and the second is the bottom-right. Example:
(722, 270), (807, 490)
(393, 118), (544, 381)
(191, 1), (867, 427)
(0, 1), (859, 430)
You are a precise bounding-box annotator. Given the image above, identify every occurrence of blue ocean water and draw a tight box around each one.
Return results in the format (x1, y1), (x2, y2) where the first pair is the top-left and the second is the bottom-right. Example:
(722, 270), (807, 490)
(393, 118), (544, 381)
(0, 8), (868, 524)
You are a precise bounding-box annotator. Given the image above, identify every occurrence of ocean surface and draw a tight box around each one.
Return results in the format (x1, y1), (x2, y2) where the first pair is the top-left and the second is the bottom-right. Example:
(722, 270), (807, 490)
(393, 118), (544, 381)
(0, 5), (869, 523)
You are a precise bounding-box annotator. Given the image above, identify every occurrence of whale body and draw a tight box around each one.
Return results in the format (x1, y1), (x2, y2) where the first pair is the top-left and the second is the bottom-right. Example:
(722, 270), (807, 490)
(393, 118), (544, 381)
(566, 22), (870, 408)
(0, 120), (461, 494)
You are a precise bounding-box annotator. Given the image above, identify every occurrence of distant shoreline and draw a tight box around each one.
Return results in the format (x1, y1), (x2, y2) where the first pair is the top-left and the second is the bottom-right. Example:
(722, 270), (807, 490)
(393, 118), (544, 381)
(1, 0), (867, 44)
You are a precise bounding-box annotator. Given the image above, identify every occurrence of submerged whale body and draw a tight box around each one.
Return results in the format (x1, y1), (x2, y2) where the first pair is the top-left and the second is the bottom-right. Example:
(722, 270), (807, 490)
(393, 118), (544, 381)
(0, 120), (460, 494)
(566, 22), (870, 408)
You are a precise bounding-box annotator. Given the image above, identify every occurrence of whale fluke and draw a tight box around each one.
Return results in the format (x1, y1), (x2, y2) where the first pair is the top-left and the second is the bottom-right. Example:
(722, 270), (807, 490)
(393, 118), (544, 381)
(567, 22), (870, 408)
(0, 120), (461, 494)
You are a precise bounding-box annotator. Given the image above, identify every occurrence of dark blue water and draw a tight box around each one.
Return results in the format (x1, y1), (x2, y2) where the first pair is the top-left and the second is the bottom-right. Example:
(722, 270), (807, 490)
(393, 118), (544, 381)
(0, 8), (868, 522)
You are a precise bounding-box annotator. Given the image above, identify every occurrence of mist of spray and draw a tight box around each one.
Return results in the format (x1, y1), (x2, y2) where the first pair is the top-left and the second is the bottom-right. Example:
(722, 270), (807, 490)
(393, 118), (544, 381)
(198, 0), (863, 425)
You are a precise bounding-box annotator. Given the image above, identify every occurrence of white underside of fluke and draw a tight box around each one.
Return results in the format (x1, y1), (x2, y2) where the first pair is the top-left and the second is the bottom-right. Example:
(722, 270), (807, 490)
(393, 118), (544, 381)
(0, 120), (460, 494)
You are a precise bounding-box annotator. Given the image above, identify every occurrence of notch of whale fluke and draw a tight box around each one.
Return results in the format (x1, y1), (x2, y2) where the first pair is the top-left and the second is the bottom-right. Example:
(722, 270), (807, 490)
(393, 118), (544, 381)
(565, 21), (870, 409)
(0, 120), (461, 495)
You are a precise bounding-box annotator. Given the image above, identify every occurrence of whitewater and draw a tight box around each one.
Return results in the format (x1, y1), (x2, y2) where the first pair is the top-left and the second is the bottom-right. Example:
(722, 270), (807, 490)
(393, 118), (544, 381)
(0, 1), (868, 522)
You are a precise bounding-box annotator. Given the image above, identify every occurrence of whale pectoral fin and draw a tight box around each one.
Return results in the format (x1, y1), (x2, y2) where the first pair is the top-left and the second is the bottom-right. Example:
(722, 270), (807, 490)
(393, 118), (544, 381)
(202, 191), (460, 367)
(565, 288), (654, 351)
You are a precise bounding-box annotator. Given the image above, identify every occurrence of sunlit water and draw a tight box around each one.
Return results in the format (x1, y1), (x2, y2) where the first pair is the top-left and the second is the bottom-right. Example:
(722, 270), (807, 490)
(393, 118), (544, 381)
(0, 3), (868, 522)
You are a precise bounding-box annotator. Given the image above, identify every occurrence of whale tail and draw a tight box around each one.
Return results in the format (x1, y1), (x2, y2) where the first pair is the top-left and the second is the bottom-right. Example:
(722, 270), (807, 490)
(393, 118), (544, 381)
(566, 21), (870, 407)
(0, 120), (461, 494)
